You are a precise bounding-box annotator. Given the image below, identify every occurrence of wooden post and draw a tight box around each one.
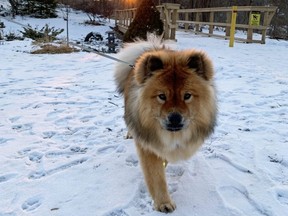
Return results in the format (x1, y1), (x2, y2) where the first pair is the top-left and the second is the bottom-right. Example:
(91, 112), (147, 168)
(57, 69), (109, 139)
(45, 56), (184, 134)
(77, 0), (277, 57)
(247, 11), (253, 43)
(164, 8), (170, 39)
(209, 12), (214, 36)
(229, 6), (237, 47)
(171, 7), (178, 39)
(195, 12), (200, 33)
(157, 5), (164, 21)
(125, 11), (128, 27)
(126, 11), (129, 27)
(226, 11), (231, 37)
(261, 9), (277, 44)
(124, 11), (127, 26)
(185, 12), (189, 30)
(261, 11), (269, 44)
(162, 3), (180, 40)
(129, 10), (133, 25)
(120, 11), (123, 26)
(123, 11), (125, 26)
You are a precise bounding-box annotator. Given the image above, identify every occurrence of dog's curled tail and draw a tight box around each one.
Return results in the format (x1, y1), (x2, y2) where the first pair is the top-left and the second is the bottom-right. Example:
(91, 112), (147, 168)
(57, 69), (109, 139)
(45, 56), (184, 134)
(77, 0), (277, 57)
(114, 34), (169, 94)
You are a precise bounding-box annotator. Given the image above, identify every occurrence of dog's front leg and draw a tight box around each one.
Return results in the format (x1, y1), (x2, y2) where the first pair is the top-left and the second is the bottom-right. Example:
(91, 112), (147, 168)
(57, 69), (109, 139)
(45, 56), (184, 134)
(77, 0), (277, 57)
(136, 143), (176, 213)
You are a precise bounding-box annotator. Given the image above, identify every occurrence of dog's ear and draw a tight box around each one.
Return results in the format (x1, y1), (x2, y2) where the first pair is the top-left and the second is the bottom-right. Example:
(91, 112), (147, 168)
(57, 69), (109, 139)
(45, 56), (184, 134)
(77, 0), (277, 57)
(187, 53), (213, 81)
(135, 54), (163, 84)
(147, 56), (164, 72)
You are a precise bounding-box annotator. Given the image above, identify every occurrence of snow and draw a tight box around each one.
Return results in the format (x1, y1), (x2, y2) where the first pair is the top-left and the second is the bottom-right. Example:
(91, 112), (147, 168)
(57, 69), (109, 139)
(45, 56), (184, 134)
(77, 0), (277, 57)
(1, 6), (288, 216)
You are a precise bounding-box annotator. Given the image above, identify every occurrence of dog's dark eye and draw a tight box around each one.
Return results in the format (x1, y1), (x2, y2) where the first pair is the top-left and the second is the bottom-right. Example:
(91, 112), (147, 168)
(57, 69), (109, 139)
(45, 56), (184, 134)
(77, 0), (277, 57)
(158, 94), (167, 101)
(184, 93), (192, 101)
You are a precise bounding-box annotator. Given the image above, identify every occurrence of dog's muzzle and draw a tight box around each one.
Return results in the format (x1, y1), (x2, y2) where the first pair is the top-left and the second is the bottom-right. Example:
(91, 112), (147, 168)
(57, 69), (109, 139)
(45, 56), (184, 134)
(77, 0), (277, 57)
(165, 112), (184, 132)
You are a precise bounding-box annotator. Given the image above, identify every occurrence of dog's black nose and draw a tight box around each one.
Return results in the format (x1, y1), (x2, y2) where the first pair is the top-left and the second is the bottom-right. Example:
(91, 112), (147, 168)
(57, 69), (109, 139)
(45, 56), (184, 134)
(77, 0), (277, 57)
(168, 112), (182, 125)
(167, 112), (183, 132)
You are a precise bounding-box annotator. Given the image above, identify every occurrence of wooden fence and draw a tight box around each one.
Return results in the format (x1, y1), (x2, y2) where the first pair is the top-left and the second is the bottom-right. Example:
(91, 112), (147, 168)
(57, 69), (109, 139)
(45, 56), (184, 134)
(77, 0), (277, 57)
(114, 3), (277, 44)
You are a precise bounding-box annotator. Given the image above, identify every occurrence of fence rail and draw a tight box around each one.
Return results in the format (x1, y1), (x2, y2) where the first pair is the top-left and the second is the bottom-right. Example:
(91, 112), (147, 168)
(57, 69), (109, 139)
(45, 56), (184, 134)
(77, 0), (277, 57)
(114, 4), (277, 44)
(177, 5), (277, 44)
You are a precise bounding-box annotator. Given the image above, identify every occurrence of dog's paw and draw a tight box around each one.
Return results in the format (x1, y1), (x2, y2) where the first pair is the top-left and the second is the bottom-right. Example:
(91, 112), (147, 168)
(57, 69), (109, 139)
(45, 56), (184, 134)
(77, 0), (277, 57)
(154, 201), (176, 213)
(125, 131), (133, 139)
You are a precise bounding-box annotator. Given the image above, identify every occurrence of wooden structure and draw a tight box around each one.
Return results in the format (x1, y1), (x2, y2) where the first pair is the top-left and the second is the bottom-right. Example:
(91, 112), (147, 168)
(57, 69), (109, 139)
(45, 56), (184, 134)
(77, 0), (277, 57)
(114, 8), (136, 35)
(114, 4), (277, 44)
(177, 6), (277, 44)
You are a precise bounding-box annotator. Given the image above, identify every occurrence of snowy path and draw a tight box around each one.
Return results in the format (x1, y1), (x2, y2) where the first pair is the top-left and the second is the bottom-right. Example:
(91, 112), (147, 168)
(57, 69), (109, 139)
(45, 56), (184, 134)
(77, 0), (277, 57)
(1, 30), (288, 215)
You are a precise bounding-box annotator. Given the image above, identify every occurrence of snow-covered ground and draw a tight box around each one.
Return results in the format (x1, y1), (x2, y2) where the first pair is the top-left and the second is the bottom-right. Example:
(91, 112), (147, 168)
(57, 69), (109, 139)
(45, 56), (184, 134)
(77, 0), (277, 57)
(1, 7), (288, 216)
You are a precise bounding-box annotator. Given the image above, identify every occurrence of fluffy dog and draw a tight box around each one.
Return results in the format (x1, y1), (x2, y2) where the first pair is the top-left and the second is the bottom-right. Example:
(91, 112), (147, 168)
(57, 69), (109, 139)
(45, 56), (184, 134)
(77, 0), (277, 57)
(114, 35), (217, 213)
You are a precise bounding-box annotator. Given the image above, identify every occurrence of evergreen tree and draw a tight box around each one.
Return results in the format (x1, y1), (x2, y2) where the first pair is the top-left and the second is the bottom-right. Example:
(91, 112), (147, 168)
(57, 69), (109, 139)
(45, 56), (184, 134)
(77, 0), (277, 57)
(34, 0), (57, 18)
(269, 0), (288, 39)
(17, 0), (57, 18)
(123, 0), (163, 42)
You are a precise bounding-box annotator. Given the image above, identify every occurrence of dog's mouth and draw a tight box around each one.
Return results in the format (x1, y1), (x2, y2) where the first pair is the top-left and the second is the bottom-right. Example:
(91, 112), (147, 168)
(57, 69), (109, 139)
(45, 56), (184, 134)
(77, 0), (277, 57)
(165, 124), (184, 132)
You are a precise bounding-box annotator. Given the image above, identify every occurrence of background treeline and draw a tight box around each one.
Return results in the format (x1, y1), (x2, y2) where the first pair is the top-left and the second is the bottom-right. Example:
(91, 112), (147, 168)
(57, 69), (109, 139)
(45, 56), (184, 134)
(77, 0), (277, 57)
(59, 0), (114, 23)
(8, 0), (57, 18)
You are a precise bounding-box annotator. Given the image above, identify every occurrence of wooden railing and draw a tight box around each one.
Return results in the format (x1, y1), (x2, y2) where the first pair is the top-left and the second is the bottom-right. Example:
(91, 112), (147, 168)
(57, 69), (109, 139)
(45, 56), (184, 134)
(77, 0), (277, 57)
(177, 6), (277, 44)
(114, 4), (277, 44)
(114, 8), (137, 35)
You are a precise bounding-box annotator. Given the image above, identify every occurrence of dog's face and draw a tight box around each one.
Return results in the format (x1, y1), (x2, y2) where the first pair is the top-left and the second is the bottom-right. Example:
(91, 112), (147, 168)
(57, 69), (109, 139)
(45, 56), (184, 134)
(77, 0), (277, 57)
(134, 49), (216, 134)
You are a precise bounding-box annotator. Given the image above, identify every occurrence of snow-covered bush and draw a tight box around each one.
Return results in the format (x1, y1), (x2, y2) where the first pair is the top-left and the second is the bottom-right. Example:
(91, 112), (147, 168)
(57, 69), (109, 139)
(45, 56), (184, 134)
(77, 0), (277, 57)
(20, 24), (64, 42)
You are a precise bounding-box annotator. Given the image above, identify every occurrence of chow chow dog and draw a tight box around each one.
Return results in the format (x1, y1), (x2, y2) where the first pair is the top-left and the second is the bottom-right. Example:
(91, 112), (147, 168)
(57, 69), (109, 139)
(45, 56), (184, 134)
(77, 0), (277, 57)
(114, 35), (217, 213)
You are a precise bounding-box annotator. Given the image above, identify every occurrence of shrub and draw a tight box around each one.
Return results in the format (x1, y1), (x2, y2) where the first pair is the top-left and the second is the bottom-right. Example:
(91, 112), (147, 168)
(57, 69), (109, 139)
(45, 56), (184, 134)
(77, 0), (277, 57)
(31, 44), (79, 54)
(5, 31), (24, 41)
(21, 24), (64, 42)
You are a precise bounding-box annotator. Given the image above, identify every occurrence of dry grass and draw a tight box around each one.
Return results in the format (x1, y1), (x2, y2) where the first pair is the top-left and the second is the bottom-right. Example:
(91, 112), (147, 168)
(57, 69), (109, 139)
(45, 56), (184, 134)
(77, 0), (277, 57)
(31, 44), (79, 54)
